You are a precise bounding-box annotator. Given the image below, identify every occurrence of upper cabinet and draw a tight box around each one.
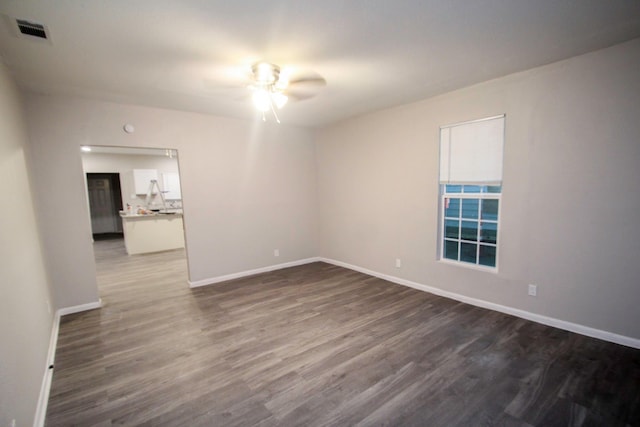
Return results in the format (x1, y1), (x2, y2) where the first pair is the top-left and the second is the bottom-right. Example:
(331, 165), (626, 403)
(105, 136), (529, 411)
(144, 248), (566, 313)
(162, 172), (182, 200)
(133, 169), (158, 194)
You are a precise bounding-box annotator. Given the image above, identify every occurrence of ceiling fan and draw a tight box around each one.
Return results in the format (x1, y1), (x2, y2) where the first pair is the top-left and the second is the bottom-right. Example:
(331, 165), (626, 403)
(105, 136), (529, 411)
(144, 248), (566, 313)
(246, 62), (326, 123)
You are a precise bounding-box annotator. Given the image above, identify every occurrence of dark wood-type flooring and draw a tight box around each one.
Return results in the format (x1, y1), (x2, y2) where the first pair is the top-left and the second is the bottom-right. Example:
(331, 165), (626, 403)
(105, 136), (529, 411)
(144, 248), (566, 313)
(45, 239), (640, 426)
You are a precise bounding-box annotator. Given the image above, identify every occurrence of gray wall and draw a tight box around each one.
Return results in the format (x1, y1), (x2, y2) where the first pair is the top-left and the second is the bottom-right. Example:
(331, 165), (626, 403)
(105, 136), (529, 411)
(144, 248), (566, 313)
(0, 63), (54, 426)
(25, 96), (319, 308)
(315, 38), (640, 339)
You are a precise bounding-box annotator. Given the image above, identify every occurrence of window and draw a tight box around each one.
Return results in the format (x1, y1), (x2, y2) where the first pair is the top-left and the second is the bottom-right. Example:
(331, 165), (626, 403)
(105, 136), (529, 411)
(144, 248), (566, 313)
(442, 184), (500, 267)
(439, 115), (505, 270)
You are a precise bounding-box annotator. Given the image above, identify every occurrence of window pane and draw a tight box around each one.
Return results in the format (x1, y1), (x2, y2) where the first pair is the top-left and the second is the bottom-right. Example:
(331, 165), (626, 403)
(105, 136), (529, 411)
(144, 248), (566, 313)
(464, 185), (482, 193)
(441, 184), (500, 268)
(445, 184), (462, 193)
(480, 222), (497, 244)
(445, 219), (459, 239)
(461, 199), (479, 219)
(481, 199), (499, 221)
(460, 242), (477, 263)
(479, 245), (496, 267)
(445, 198), (460, 218)
(444, 240), (459, 260)
(461, 221), (478, 242)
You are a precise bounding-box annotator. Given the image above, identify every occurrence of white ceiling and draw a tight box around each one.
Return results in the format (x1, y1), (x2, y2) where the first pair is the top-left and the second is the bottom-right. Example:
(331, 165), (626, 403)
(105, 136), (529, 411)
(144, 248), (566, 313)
(1, 1), (639, 127)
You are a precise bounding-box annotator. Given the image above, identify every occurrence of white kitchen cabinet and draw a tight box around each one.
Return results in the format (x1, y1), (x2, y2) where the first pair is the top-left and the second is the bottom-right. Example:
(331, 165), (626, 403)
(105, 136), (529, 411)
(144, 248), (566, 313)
(133, 169), (158, 194)
(162, 172), (181, 200)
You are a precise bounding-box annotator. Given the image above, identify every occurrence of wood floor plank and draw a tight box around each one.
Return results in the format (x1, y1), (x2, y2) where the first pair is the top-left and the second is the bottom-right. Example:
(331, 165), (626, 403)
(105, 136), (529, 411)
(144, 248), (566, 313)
(45, 238), (640, 426)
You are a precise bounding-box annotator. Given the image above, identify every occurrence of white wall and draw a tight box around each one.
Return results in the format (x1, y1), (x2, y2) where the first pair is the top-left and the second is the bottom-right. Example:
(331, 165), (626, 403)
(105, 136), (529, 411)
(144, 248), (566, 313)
(82, 152), (182, 213)
(25, 96), (319, 308)
(315, 38), (640, 340)
(0, 62), (54, 426)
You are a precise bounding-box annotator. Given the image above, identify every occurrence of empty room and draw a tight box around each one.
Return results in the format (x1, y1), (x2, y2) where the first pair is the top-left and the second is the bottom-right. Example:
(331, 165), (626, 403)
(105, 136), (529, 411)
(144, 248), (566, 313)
(1, 1), (639, 426)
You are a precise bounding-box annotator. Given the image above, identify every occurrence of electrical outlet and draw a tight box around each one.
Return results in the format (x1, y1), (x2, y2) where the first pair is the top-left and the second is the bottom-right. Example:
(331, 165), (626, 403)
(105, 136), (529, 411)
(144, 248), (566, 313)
(274, 249), (279, 257)
(528, 284), (537, 297)
(395, 258), (401, 268)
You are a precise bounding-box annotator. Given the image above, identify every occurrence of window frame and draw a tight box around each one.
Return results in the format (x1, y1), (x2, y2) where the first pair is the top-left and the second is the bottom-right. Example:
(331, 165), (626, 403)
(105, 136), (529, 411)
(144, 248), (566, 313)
(439, 184), (501, 272)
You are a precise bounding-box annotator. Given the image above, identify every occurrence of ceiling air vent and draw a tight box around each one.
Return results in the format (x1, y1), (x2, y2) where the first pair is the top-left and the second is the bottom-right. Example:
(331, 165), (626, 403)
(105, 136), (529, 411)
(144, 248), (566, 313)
(16, 19), (48, 40)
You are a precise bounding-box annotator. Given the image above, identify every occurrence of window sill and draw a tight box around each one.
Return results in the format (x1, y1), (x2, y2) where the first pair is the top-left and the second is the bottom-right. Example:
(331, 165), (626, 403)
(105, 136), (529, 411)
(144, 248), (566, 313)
(438, 258), (499, 274)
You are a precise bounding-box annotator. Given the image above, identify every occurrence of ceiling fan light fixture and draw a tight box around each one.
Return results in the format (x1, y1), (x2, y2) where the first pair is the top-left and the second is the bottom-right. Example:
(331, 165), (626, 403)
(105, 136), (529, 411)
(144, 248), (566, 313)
(272, 92), (288, 109)
(247, 61), (322, 122)
(252, 89), (271, 112)
(275, 69), (290, 90)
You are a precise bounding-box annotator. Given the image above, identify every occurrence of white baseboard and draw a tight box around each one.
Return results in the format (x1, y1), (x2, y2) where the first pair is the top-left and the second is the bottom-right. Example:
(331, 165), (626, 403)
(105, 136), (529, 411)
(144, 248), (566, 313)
(189, 257), (321, 288)
(33, 299), (102, 427)
(319, 258), (640, 350)
(57, 299), (103, 316)
(32, 313), (59, 427)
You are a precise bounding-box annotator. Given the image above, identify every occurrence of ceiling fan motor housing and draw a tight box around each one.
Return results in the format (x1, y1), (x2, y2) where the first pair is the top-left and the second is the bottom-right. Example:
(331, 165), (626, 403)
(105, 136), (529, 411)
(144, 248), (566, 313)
(252, 62), (280, 86)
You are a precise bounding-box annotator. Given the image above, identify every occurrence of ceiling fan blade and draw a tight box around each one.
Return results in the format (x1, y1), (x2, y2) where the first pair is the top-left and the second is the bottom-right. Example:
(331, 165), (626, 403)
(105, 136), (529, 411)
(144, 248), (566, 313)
(284, 93), (312, 102)
(284, 87), (323, 101)
(287, 75), (327, 87)
(202, 78), (248, 92)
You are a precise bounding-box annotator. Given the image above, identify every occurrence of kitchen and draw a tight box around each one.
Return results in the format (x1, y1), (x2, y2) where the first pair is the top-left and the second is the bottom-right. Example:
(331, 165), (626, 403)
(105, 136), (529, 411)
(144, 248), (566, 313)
(82, 146), (186, 255)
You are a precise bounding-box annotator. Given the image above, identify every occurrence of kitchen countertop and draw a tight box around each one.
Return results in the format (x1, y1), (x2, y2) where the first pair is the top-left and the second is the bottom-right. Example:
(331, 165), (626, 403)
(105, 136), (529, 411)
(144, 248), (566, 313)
(120, 210), (183, 219)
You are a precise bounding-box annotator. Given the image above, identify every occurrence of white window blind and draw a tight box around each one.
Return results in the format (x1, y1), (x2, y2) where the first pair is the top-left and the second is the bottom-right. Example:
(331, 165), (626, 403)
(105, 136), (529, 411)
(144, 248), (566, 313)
(439, 115), (505, 184)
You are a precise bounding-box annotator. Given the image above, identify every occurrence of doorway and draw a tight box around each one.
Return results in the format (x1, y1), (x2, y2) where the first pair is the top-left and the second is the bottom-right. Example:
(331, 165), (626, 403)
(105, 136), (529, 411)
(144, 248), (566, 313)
(87, 173), (124, 239)
(80, 145), (189, 293)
